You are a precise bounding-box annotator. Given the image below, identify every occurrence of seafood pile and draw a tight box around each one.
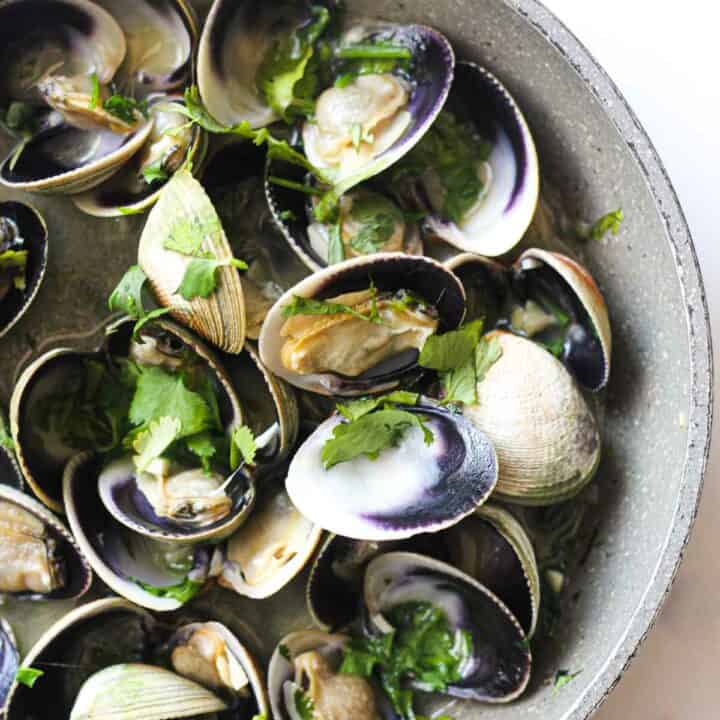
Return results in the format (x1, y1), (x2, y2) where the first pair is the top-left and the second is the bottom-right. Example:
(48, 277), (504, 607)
(0, 1), (617, 719)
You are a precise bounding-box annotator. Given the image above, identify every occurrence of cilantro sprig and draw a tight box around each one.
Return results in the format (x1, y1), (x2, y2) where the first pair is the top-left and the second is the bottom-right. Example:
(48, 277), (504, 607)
(281, 284), (384, 325)
(108, 265), (173, 335)
(134, 576), (204, 604)
(15, 666), (44, 688)
(0, 249), (28, 291)
(321, 392), (433, 470)
(588, 209), (624, 241)
(340, 601), (472, 720)
(293, 688), (316, 720)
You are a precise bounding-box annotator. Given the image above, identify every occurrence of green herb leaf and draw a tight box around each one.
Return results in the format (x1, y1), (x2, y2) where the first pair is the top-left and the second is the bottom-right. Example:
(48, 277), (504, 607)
(336, 43), (412, 60)
(15, 667), (44, 688)
(141, 161), (170, 185)
(336, 391), (420, 422)
(589, 209), (623, 240)
(294, 688), (316, 720)
(268, 176), (323, 196)
(129, 365), (211, 438)
(327, 222), (345, 265)
(135, 577), (204, 604)
(185, 432), (218, 474)
(251, 715), (269, 720)
(553, 669), (582, 694)
(0, 426), (15, 450)
(230, 425), (257, 469)
(281, 293), (379, 323)
(0, 249), (28, 291)
(103, 93), (147, 124)
(321, 407), (433, 470)
(257, 5), (330, 119)
(88, 72), (100, 110)
(474, 335), (503, 384)
(175, 257), (248, 301)
(347, 193), (403, 255)
(132, 307), (173, 338)
(441, 359), (478, 406)
(108, 265), (148, 318)
(419, 320), (484, 372)
(278, 644), (292, 661)
(133, 416), (182, 472)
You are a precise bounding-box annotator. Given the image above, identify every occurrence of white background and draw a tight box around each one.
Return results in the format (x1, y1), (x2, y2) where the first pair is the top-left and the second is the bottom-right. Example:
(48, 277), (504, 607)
(541, 3), (720, 718)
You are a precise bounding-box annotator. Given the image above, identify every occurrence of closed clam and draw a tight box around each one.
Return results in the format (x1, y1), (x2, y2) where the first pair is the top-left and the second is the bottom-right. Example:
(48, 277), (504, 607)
(464, 331), (601, 505)
(138, 169), (247, 354)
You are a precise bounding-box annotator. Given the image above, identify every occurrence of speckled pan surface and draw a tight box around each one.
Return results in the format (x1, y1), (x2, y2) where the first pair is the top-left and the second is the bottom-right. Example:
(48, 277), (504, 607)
(0, 1), (712, 719)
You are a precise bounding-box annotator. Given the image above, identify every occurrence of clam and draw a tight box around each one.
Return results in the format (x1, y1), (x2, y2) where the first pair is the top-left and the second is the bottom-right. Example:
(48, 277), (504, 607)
(0, 408), (23, 489)
(0, 619), (19, 712)
(167, 621), (269, 714)
(0, 202), (48, 340)
(268, 630), (397, 720)
(306, 504), (539, 636)
(65, 451), (219, 611)
(0, 484), (91, 600)
(202, 141), (310, 340)
(267, 160), (424, 271)
(363, 552), (531, 703)
(138, 169), (247, 354)
(395, 61), (539, 258)
(0, 0), (196, 195)
(5, 596), (266, 719)
(464, 331), (601, 505)
(10, 317), (243, 512)
(259, 253), (466, 397)
(286, 400), (498, 541)
(447, 248), (612, 391)
(218, 467), (322, 599)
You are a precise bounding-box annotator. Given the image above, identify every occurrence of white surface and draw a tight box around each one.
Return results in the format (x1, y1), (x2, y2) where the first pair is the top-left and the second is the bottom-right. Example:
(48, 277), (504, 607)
(541, 2), (720, 718)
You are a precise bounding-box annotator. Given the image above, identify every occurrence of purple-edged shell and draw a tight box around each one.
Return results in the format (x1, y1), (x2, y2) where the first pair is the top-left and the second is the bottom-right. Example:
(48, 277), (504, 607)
(0, 484), (92, 601)
(364, 552), (531, 703)
(259, 252), (466, 397)
(413, 61), (539, 258)
(0, 619), (18, 713)
(286, 401), (497, 541)
(64, 452), (217, 611)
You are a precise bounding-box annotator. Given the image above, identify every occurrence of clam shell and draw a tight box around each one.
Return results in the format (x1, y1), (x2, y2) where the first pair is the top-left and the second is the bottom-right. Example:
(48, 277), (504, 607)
(465, 331), (601, 505)
(138, 169), (247, 354)
(0, 619), (19, 711)
(70, 663), (227, 719)
(518, 248), (612, 390)
(364, 551), (531, 703)
(0, 484), (92, 600)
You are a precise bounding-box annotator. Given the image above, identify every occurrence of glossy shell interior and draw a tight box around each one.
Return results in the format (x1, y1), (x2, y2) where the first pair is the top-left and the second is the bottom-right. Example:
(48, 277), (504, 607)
(0, 2), (711, 720)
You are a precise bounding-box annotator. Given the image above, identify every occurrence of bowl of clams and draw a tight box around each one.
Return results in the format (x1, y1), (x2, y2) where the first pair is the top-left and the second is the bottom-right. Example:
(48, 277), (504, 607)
(0, 0), (711, 719)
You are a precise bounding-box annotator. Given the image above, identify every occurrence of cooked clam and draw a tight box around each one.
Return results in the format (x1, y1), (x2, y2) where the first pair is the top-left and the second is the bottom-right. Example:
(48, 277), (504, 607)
(364, 552), (531, 703)
(286, 400), (497, 541)
(0, 484), (91, 600)
(464, 331), (601, 505)
(0, 202), (48, 340)
(259, 253), (465, 396)
(138, 169), (247, 354)
(219, 472), (322, 599)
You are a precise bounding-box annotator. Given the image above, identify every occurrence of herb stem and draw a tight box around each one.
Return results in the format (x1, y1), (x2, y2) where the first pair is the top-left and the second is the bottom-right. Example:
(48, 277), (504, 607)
(336, 44), (412, 60)
(268, 176), (323, 196)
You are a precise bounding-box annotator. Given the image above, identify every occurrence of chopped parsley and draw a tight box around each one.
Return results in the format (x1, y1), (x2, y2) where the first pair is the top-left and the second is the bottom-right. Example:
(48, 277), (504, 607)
(340, 601), (473, 720)
(15, 667), (44, 688)
(256, 5), (331, 120)
(393, 110), (491, 224)
(321, 393), (433, 470)
(588, 209), (624, 240)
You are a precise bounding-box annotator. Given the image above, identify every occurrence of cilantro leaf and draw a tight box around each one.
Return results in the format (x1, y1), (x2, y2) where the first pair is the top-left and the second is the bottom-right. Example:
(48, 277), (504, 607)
(129, 366), (211, 438)
(108, 265), (148, 318)
(278, 644), (292, 661)
(133, 416), (182, 472)
(15, 667), (44, 688)
(186, 432), (218, 474)
(0, 426), (15, 450)
(336, 391), (420, 421)
(142, 161), (170, 185)
(553, 669), (582, 694)
(347, 193), (404, 255)
(230, 425), (257, 469)
(131, 307), (173, 338)
(474, 335), (503, 383)
(321, 408), (433, 470)
(0, 249), (28, 291)
(134, 577), (204, 604)
(281, 293), (380, 323)
(294, 688), (316, 720)
(175, 257), (248, 301)
(441, 360), (478, 406)
(102, 93), (148, 124)
(419, 320), (484, 372)
(257, 5), (330, 119)
(589, 209), (623, 240)
(88, 72), (100, 110)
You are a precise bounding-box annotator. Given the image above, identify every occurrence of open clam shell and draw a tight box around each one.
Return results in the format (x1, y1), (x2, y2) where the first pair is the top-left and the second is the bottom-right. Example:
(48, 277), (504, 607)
(0, 484), (92, 601)
(0, 619), (19, 712)
(465, 331), (601, 505)
(138, 169), (247, 354)
(64, 452), (216, 611)
(167, 621), (270, 714)
(364, 552), (531, 703)
(4, 597), (155, 719)
(420, 61), (539, 257)
(286, 401), (498, 541)
(268, 630), (398, 720)
(0, 202), (48, 340)
(266, 158), (424, 272)
(259, 252), (466, 397)
(218, 469), (322, 599)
